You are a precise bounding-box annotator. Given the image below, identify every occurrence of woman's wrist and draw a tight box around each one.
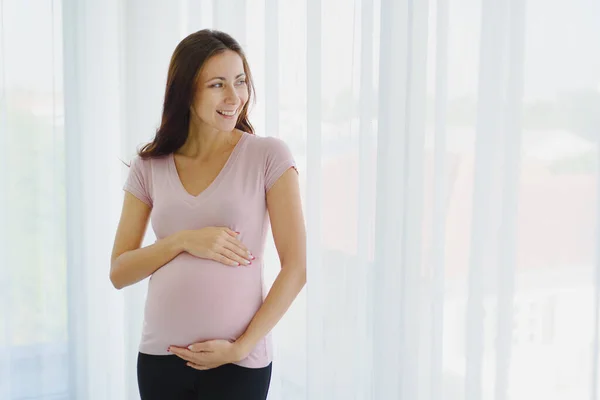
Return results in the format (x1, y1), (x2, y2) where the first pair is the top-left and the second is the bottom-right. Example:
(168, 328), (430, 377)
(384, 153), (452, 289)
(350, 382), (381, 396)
(233, 335), (254, 361)
(168, 230), (188, 254)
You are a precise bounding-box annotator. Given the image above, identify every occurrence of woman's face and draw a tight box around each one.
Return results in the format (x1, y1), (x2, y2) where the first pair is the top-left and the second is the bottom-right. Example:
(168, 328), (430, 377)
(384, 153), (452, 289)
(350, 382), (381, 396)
(191, 50), (249, 133)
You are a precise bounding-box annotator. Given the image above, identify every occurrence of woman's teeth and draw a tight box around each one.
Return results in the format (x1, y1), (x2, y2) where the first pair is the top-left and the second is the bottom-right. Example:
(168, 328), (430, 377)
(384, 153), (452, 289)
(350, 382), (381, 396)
(217, 110), (236, 116)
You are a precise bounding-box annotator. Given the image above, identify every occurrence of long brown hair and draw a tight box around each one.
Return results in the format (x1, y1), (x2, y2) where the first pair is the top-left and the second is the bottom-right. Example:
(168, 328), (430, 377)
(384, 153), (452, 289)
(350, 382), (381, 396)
(138, 29), (255, 159)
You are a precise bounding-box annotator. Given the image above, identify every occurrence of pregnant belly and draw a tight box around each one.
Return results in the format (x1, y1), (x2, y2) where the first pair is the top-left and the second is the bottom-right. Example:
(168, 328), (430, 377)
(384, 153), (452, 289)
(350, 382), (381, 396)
(141, 253), (263, 350)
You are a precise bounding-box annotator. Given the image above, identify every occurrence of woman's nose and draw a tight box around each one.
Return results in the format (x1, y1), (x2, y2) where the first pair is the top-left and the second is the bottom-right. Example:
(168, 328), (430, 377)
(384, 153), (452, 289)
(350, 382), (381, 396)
(224, 85), (239, 104)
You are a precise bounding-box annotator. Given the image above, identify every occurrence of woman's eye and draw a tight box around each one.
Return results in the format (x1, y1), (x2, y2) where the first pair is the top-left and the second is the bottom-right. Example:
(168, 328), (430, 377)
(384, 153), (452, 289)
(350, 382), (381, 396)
(209, 80), (245, 88)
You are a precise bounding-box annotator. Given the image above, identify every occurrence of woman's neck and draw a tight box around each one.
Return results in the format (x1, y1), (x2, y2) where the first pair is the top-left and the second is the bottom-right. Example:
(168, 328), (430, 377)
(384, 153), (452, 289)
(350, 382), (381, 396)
(179, 124), (238, 160)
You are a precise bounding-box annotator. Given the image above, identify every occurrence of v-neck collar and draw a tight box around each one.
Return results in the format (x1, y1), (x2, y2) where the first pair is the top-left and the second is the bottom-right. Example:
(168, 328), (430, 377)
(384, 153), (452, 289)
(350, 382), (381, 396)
(168, 131), (248, 205)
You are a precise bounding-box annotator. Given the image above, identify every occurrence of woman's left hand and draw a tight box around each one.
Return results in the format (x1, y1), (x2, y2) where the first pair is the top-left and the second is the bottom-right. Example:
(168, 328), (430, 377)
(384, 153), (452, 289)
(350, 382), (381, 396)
(168, 339), (249, 370)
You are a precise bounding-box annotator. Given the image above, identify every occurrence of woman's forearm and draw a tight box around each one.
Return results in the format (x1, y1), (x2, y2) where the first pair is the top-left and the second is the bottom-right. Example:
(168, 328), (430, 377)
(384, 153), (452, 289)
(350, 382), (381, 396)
(110, 232), (185, 290)
(235, 263), (306, 356)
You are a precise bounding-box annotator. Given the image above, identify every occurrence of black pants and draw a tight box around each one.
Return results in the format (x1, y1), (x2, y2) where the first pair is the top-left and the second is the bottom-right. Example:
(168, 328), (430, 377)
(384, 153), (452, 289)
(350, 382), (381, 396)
(137, 352), (272, 400)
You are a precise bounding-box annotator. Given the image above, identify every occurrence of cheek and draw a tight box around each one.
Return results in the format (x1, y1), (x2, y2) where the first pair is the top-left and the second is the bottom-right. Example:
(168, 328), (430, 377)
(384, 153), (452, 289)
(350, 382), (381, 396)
(195, 94), (217, 114)
(238, 88), (249, 105)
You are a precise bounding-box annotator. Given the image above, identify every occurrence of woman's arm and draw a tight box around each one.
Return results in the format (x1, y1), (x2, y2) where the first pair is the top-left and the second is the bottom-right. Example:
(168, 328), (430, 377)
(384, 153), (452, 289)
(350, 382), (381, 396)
(110, 192), (185, 289)
(110, 192), (253, 290)
(234, 167), (307, 355)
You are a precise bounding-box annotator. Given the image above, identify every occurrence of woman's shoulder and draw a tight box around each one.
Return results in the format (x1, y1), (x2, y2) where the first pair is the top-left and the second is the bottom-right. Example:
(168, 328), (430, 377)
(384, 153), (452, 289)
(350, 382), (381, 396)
(131, 152), (171, 165)
(243, 132), (293, 156)
(125, 153), (170, 176)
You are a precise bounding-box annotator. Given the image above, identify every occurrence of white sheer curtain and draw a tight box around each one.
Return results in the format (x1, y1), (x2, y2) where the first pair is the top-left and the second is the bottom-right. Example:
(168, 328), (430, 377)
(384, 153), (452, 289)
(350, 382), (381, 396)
(1, 0), (599, 399)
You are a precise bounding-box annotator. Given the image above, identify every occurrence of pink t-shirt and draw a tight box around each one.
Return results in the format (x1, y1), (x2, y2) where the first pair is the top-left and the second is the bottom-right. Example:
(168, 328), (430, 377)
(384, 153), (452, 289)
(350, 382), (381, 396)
(123, 131), (296, 368)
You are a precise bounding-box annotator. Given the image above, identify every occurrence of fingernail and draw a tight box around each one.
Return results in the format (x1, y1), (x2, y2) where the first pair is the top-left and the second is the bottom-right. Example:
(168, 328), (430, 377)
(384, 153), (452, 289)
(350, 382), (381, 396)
(235, 231), (240, 234)
(167, 347), (171, 352)
(235, 262), (240, 266)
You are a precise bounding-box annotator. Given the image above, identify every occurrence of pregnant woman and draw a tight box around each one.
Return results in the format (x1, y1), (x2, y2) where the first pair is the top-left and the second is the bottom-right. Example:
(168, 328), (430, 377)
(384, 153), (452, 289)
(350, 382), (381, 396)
(110, 29), (306, 400)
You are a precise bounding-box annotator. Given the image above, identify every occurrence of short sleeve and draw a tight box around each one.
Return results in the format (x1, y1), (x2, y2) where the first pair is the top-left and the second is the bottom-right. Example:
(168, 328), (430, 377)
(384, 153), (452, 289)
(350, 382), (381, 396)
(123, 156), (153, 206)
(264, 137), (297, 192)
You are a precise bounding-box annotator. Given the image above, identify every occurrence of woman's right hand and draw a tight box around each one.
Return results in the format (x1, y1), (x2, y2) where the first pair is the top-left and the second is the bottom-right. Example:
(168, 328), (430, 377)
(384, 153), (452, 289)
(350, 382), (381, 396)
(179, 227), (254, 267)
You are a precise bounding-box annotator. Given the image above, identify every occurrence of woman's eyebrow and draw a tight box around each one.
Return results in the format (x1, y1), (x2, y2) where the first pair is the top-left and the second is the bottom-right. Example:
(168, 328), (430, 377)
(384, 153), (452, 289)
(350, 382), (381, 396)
(207, 73), (246, 81)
